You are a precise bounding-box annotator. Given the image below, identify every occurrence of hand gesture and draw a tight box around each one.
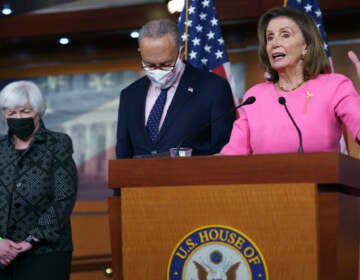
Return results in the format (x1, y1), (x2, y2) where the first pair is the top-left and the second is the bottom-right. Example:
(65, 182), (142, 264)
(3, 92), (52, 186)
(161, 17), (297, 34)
(348, 50), (360, 81)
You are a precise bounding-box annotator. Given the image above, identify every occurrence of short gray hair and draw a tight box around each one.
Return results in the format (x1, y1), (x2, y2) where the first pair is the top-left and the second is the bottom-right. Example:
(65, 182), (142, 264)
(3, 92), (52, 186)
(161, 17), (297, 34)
(138, 19), (181, 48)
(0, 81), (47, 117)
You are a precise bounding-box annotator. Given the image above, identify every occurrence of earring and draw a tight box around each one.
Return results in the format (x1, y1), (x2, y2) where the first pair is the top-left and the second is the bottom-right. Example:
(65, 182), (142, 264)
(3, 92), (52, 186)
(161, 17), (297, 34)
(301, 50), (307, 60)
(264, 71), (272, 81)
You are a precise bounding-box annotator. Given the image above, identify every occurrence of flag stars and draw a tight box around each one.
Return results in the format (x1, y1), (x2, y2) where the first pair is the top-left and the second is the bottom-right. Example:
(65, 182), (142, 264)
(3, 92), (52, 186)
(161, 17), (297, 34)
(181, 33), (189, 42)
(199, 12), (207, 20)
(207, 31), (215, 40)
(315, 9), (322, 17)
(324, 42), (328, 51)
(188, 6), (196, 14)
(204, 45), (212, 53)
(192, 37), (201, 46)
(215, 50), (223, 59)
(304, 4), (312, 12)
(296, 0), (302, 3)
(185, 20), (193, 27)
(178, 0), (230, 69)
(202, 0), (210, 8)
(201, 57), (208, 65)
(189, 50), (197, 60)
(196, 25), (203, 32)
(210, 17), (218, 26)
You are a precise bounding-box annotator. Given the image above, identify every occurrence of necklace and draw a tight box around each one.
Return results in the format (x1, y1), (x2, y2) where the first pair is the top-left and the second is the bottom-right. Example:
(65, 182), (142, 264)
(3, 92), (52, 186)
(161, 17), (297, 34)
(277, 80), (305, 92)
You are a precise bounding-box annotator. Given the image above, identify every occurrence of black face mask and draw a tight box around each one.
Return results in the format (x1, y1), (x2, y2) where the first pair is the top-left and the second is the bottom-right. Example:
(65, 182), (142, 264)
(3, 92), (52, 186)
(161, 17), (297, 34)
(7, 117), (35, 140)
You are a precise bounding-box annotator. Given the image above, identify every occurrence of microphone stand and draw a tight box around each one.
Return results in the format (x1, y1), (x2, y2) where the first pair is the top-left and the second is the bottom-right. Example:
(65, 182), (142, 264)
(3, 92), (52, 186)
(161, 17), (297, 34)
(278, 97), (304, 153)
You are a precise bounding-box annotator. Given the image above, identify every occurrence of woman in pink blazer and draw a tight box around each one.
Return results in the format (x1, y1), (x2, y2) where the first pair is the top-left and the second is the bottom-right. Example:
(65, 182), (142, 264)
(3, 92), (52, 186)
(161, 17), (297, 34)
(221, 7), (360, 155)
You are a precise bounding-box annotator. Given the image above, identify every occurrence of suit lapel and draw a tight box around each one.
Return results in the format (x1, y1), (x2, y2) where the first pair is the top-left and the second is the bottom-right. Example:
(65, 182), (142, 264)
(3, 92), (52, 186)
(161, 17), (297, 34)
(157, 64), (197, 142)
(133, 78), (154, 145)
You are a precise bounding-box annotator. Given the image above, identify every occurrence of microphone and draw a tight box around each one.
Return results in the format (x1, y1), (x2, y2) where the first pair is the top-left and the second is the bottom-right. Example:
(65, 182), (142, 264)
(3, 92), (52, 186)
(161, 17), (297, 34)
(278, 96), (304, 153)
(174, 96), (256, 156)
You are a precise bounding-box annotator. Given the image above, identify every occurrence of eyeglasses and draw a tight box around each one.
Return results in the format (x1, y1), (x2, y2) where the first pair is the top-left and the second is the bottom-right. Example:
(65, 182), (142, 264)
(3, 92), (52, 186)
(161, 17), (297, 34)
(141, 51), (180, 72)
(141, 62), (176, 72)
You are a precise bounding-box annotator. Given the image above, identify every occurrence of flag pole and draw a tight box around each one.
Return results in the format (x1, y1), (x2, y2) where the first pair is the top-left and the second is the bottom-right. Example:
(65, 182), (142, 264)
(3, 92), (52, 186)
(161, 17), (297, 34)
(283, 0), (288, 7)
(184, 0), (189, 61)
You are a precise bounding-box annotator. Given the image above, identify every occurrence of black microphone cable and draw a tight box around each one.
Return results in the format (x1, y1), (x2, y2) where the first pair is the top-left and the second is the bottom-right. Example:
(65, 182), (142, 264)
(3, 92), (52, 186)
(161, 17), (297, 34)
(278, 96), (304, 153)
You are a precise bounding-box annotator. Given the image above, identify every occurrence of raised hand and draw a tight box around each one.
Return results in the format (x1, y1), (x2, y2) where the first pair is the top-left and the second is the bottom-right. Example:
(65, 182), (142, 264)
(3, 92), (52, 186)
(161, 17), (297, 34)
(348, 50), (360, 81)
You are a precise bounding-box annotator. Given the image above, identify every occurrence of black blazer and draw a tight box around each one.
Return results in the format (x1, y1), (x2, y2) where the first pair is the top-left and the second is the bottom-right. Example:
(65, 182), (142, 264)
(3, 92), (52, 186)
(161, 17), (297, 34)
(0, 121), (77, 255)
(116, 63), (236, 158)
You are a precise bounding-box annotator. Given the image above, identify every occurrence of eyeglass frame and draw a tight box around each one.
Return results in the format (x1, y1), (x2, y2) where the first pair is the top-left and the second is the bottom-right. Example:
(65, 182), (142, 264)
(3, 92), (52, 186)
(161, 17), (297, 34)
(141, 50), (182, 72)
(141, 62), (176, 72)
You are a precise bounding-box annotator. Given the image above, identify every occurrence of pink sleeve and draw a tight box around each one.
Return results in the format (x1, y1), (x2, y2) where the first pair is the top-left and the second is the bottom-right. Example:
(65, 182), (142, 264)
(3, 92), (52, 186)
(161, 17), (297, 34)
(220, 108), (252, 155)
(331, 75), (360, 142)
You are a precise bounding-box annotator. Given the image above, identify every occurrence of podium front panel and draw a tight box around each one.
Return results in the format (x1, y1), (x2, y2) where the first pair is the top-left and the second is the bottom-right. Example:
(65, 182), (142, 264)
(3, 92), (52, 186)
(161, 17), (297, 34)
(121, 183), (319, 280)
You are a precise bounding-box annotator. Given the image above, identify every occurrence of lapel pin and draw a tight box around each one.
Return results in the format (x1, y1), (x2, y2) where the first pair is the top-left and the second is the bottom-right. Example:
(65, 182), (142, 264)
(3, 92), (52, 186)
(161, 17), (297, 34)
(187, 87), (194, 93)
(304, 91), (313, 113)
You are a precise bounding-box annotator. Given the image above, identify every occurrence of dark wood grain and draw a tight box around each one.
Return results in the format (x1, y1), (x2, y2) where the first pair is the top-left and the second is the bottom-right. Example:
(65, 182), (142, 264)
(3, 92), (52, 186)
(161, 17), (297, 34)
(108, 152), (360, 191)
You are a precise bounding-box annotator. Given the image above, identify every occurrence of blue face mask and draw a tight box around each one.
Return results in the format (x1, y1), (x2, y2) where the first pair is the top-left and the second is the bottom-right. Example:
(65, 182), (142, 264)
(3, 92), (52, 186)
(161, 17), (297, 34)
(7, 117), (35, 140)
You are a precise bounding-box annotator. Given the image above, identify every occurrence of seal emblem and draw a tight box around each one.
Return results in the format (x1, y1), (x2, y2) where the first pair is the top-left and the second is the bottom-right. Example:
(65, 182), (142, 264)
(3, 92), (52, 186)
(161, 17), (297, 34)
(167, 225), (268, 280)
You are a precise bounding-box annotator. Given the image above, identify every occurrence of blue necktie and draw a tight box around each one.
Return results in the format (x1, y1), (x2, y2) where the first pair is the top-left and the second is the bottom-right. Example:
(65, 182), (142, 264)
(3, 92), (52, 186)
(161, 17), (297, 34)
(146, 88), (168, 142)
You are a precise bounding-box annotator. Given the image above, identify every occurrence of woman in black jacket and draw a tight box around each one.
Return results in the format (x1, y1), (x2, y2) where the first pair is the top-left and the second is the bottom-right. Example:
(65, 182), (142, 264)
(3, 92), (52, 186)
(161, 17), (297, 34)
(0, 81), (78, 280)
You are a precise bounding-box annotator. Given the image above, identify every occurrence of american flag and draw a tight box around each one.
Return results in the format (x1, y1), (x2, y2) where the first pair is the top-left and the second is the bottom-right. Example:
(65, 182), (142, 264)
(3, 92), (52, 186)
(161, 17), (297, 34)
(285, 0), (333, 69)
(178, 0), (239, 105)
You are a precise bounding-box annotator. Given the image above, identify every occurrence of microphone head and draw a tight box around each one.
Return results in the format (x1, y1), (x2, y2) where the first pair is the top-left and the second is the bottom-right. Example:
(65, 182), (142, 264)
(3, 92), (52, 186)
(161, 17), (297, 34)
(278, 96), (286, 105)
(244, 96), (256, 105)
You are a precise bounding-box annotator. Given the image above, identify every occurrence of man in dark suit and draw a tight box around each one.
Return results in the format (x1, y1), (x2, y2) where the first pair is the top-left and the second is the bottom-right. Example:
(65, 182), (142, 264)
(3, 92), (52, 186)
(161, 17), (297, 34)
(116, 19), (235, 158)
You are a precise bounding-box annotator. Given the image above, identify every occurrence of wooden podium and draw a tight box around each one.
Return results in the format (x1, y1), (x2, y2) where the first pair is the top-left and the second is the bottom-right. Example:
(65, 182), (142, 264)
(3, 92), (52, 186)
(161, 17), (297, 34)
(108, 152), (360, 280)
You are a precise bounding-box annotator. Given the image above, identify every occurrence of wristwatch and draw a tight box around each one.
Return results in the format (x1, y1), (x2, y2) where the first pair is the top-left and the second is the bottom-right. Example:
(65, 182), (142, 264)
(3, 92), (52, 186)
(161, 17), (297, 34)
(25, 234), (37, 246)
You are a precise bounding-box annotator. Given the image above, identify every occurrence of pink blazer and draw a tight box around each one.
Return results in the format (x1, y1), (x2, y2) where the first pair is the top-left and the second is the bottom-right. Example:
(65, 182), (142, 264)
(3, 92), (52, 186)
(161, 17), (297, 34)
(221, 73), (360, 155)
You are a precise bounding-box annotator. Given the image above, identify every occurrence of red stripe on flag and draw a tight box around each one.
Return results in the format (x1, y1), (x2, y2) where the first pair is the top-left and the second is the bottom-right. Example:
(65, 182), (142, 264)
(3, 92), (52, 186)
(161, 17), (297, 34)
(211, 65), (227, 80)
